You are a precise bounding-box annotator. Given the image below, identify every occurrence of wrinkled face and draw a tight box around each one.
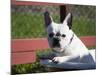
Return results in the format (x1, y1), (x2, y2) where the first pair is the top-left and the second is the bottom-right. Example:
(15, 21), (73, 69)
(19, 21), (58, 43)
(44, 11), (73, 52)
(47, 23), (72, 50)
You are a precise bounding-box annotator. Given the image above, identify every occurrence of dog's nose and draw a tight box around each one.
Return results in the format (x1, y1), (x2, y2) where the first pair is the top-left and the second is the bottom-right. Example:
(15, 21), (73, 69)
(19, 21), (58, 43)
(53, 38), (60, 42)
(53, 38), (60, 47)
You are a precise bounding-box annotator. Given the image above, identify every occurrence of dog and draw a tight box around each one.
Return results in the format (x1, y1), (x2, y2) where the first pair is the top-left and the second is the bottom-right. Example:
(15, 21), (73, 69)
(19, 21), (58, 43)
(43, 11), (95, 64)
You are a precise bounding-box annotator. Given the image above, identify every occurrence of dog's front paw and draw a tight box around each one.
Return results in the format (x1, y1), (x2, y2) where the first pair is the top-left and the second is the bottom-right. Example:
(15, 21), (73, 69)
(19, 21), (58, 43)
(52, 57), (61, 64)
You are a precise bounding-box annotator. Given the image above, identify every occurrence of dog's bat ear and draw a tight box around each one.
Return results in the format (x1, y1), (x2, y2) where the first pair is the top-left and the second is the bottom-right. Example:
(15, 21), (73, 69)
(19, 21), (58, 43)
(44, 11), (53, 27)
(63, 13), (73, 29)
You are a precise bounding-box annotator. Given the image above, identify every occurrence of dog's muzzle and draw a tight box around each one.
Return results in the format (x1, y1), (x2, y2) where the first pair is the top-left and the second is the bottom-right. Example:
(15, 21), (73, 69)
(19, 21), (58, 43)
(52, 38), (60, 48)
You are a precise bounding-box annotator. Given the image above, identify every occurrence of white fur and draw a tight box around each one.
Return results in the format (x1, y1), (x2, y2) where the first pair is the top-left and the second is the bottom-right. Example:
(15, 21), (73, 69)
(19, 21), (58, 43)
(46, 13), (95, 65)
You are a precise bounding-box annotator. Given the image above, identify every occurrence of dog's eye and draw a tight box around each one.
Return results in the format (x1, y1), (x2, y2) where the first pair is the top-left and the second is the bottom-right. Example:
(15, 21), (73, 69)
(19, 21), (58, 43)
(49, 33), (54, 38)
(62, 34), (66, 37)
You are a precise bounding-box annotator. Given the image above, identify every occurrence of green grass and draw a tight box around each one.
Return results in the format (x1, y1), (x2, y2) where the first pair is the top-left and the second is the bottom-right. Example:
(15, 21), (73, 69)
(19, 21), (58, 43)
(72, 16), (96, 36)
(11, 12), (95, 39)
(11, 61), (50, 74)
(11, 12), (60, 38)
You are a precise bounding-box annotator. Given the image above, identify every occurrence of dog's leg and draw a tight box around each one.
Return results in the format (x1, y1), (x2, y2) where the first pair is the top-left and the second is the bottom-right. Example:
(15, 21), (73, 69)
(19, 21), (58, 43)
(52, 55), (80, 63)
(39, 52), (56, 60)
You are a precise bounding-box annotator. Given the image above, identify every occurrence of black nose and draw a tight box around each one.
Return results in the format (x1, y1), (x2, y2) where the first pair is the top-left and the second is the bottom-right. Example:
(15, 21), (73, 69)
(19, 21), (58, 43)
(53, 38), (60, 47)
(53, 38), (60, 42)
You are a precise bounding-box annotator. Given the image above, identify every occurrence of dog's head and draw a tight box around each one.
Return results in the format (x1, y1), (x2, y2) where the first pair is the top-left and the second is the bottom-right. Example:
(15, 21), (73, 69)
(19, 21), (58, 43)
(44, 11), (73, 52)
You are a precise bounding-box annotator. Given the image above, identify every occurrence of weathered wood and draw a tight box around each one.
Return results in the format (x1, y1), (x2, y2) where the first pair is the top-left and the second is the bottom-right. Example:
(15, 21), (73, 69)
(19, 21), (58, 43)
(12, 36), (96, 52)
(12, 52), (36, 65)
(60, 5), (72, 23)
(11, 36), (96, 65)
(12, 38), (49, 52)
(60, 5), (67, 23)
(80, 36), (96, 47)
(11, 0), (66, 6)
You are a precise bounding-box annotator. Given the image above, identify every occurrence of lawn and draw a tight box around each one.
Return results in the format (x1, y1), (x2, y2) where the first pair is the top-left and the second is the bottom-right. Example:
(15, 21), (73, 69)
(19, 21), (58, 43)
(11, 12), (96, 39)
(11, 12), (60, 38)
(11, 12), (96, 74)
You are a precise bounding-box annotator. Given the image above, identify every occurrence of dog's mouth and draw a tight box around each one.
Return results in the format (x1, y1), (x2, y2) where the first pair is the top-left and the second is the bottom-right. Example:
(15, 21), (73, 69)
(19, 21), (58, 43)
(52, 40), (63, 52)
(52, 40), (60, 48)
(52, 47), (64, 52)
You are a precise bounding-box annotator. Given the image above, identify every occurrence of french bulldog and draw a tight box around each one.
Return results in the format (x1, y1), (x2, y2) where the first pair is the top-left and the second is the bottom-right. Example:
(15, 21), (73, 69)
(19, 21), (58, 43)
(43, 11), (95, 64)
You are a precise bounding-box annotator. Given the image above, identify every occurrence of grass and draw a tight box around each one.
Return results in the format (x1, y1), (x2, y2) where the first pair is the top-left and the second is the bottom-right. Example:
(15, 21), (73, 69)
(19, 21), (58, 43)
(11, 12), (60, 38)
(11, 12), (95, 39)
(11, 12), (96, 74)
(72, 16), (96, 36)
(11, 61), (49, 74)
